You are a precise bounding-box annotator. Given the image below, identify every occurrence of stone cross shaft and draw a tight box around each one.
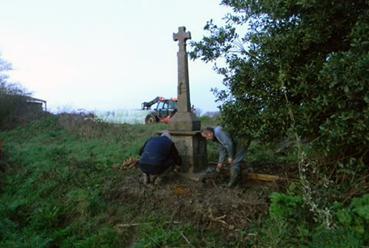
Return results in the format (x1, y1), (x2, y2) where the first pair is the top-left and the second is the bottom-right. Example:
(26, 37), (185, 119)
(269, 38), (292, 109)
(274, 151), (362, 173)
(166, 26), (206, 179)
(173, 26), (191, 113)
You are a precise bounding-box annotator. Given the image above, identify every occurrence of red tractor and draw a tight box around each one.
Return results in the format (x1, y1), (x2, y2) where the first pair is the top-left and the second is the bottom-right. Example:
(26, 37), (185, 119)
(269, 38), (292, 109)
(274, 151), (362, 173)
(142, 97), (177, 124)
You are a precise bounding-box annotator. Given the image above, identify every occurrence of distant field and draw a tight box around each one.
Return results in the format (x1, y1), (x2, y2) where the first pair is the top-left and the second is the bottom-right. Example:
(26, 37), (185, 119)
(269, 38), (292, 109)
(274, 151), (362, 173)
(94, 109), (150, 124)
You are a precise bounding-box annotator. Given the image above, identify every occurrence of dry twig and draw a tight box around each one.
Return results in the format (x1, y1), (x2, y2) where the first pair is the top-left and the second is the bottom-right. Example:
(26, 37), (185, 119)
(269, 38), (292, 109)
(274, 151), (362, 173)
(208, 208), (228, 226)
(121, 157), (139, 170)
(116, 221), (180, 228)
(180, 232), (193, 247)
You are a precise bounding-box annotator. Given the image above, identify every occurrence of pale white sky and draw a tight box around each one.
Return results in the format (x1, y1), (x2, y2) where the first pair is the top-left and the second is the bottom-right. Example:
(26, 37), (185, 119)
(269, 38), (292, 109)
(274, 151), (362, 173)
(0, 0), (229, 112)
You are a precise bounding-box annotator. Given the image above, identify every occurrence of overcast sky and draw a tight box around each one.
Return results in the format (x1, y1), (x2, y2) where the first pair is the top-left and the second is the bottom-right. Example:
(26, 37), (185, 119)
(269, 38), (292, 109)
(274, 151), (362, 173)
(0, 0), (229, 112)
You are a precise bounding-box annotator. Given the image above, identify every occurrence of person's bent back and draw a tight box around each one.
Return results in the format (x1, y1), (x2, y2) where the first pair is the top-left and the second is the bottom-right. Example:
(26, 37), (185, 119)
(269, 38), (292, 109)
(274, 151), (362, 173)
(138, 132), (181, 184)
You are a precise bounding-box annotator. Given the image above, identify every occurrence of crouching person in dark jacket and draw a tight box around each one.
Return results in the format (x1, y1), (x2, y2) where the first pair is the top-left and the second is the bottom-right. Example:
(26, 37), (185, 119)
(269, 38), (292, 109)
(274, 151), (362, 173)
(139, 131), (181, 185)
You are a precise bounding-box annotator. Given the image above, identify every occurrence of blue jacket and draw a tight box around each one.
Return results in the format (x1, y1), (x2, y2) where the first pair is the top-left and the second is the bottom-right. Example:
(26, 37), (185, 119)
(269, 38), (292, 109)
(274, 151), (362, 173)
(139, 136), (181, 174)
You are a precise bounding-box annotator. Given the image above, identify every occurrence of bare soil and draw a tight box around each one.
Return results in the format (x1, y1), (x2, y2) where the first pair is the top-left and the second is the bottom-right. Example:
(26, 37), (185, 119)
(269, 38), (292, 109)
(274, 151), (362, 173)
(106, 164), (294, 239)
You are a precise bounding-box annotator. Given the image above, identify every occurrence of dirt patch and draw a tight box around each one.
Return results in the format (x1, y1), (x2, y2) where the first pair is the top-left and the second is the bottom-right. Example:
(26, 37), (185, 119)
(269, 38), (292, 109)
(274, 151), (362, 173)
(106, 165), (288, 238)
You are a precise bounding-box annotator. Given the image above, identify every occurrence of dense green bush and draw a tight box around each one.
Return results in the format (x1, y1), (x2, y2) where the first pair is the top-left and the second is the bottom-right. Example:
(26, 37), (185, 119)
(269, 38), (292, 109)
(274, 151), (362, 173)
(192, 2), (369, 245)
(191, 0), (369, 163)
(269, 192), (303, 220)
(254, 192), (369, 247)
(335, 194), (369, 240)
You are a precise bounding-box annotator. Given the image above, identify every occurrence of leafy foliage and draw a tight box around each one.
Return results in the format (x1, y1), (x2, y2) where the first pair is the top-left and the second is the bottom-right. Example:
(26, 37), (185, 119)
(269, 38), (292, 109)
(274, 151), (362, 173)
(269, 192), (303, 220)
(192, 2), (369, 245)
(310, 194), (369, 247)
(335, 194), (369, 238)
(191, 0), (369, 163)
(254, 193), (369, 247)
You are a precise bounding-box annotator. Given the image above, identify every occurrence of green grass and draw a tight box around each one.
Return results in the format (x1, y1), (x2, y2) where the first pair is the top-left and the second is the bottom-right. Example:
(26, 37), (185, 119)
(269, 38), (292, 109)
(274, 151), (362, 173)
(0, 115), (230, 247)
(0, 116), (157, 247)
(2, 115), (363, 247)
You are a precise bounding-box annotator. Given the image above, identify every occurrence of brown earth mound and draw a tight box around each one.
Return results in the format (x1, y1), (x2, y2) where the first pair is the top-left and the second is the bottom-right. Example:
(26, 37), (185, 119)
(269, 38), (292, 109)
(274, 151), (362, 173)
(106, 164), (293, 240)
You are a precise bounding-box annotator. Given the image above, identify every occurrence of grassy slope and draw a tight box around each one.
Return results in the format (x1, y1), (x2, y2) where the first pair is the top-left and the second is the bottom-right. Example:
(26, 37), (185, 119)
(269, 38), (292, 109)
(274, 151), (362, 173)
(0, 116), (230, 247)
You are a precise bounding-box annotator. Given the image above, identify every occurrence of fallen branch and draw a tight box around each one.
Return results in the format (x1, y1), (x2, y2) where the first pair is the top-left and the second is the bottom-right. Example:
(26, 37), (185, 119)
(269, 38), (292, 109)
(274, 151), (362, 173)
(246, 173), (282, 182)
(121, 158), (139, 170)
(208, 208), (228, 226)
(208, 162), (289, 182)
(180, 232), (193, 247)
(116, 221), (180, 228)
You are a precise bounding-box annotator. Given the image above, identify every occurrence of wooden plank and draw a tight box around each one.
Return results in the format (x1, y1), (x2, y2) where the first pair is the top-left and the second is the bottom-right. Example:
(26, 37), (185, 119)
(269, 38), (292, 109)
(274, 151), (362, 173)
(246, 172), (281, 182)
(208, 162), (289, 182)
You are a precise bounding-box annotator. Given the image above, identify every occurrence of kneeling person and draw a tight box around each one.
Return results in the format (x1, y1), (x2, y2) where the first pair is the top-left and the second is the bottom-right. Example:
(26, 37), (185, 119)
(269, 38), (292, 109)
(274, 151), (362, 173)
(139, 131), (181, 185)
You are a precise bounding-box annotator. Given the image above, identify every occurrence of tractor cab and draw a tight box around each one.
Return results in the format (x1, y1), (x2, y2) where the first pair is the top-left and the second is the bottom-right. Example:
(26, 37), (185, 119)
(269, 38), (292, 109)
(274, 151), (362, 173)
(141, 97), (177, 124)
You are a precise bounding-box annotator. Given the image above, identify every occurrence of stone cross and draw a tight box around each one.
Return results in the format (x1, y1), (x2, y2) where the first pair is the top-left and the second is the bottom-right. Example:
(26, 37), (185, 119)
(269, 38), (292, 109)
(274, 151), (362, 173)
(173, 26), (192, 113)
(169, 26), (200, 131)
(165, 26), (207, 179)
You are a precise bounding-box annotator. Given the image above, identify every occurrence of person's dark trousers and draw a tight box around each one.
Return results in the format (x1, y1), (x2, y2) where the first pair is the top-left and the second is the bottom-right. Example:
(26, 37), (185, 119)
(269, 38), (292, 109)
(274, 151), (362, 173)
(139, 158), (175, 176)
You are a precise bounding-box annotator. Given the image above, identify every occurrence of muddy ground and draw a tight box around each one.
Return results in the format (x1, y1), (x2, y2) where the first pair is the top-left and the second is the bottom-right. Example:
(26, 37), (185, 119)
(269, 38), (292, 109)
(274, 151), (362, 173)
(107, 163), (296, 241)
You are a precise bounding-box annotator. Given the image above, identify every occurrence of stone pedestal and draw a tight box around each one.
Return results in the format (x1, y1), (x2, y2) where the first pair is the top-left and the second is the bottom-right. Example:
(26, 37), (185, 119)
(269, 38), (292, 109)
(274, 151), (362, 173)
(169, 112), (200, 131)
(168, 130), (207, 180)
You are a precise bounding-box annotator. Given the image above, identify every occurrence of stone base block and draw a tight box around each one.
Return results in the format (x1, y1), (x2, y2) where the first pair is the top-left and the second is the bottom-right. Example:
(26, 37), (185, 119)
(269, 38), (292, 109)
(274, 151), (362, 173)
(160, 130), (207, 179)
(168, 112), (200, 131)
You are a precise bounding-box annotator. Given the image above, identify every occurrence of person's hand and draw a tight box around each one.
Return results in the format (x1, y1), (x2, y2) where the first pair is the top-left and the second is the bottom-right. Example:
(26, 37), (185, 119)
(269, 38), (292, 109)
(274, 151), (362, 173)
(216, 163), (223, 172)
(228, 157), (233, 165)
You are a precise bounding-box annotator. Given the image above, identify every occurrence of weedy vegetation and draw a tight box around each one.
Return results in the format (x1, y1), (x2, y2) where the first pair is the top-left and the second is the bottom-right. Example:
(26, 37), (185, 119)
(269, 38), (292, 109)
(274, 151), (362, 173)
(1, 0), (369, 246)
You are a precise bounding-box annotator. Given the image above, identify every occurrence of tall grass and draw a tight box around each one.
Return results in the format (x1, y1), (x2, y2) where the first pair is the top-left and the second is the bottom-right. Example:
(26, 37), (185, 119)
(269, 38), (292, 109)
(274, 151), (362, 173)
(0, 115), (164, 247)
(0, 115), (232, 247)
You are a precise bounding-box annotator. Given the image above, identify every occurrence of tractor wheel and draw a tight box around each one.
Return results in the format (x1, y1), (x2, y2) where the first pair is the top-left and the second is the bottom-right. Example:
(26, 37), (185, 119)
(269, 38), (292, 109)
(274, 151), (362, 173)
(145, 114), (157, 124)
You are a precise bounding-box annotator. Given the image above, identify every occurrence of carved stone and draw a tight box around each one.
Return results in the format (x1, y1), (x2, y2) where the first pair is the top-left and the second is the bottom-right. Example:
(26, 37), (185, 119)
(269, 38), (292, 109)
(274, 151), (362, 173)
(170, 131), (207, 176)
(166, 26), (207, 179)
(169, 26), (200, 131)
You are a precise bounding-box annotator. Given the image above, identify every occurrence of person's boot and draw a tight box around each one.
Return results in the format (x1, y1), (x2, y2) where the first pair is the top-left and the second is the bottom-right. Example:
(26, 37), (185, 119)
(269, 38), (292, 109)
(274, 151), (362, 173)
(199, 167), (217, 182)
(153, 166), (174, 185)
(227, 167), (240, 188)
